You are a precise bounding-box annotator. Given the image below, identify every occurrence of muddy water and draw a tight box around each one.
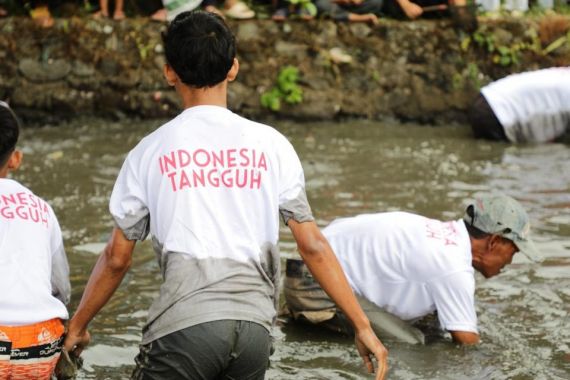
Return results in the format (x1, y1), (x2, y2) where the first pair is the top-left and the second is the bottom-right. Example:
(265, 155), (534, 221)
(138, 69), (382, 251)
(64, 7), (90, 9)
(17, 118), (569, 379)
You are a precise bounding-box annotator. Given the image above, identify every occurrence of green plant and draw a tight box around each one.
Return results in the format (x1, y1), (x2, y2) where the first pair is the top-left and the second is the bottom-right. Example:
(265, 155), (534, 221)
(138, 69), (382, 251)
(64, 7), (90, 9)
(261, 66), (304, 112)
(287, 0), (317, 17)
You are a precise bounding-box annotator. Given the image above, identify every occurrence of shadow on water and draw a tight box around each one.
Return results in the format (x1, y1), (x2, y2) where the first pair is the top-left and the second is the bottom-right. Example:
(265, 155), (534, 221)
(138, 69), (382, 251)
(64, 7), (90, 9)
(17, 118), (570, 379)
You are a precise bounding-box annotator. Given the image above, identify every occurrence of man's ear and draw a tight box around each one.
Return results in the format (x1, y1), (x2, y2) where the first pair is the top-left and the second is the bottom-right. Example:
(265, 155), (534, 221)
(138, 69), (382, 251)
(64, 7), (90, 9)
(7, 150), (22, 172)
(227, 58), (239, 82)
(163, 63), (178, 87)
(487, 234), (501, 251)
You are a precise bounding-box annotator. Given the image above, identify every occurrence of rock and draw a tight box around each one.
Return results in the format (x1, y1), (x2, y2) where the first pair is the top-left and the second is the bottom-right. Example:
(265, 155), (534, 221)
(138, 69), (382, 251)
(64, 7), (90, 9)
(274, 41), (307, 58)
(237, 22), (260, 42)
(19, 58), (71, 82)
(349, 23), (372, 39)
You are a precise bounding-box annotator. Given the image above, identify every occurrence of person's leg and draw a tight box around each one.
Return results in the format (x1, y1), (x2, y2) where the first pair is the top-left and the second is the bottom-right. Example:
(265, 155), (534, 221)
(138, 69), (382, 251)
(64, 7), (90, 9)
(467, 93), (508, 141)
(113, 0), (125, 20)
(94, 0), (109, 18)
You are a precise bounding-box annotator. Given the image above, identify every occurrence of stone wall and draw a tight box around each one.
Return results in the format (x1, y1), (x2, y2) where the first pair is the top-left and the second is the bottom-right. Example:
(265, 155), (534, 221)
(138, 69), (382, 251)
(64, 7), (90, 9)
(0, 15), (569, 124)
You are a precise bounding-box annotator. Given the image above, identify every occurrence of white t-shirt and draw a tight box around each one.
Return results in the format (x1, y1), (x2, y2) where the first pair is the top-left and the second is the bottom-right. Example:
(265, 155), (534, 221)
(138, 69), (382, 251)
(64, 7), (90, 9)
(0, 179), (70, 326)
(324, 212), (478, 333)
(481, 67), (570, 143)
(110, 105), (313, 343)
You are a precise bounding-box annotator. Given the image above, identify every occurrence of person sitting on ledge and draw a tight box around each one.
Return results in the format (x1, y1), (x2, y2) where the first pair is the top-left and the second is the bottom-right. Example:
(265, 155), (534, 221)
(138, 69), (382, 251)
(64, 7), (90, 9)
(468, 67), (570, 143)
(284, 194), (541, 345)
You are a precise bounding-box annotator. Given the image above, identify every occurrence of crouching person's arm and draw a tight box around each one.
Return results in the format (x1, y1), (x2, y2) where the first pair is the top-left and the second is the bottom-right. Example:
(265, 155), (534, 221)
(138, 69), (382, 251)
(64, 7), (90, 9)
(288, 220), (388, 380)
(64, 227), (135, 356)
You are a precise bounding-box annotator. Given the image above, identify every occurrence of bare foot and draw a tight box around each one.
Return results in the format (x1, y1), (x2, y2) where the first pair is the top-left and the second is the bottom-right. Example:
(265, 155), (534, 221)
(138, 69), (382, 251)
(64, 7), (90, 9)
(204, 5), (225, 19)
(113, 11), (126, 20)
(150, 8), (167, 22)
(92, 10), (109, 19)
(0, 7), (7, 17)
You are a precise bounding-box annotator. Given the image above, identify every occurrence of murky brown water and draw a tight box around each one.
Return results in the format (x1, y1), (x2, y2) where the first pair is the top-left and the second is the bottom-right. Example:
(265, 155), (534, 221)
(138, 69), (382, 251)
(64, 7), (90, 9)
(16, 118), (569, 379)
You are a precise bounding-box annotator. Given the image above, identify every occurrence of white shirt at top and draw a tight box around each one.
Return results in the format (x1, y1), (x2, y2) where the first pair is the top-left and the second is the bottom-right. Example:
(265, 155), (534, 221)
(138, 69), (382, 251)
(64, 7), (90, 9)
(0, 179), (69, 326)
(324, 212), (478, 333)
(481, 67), (570, 143)
(110, 105), (308, 263)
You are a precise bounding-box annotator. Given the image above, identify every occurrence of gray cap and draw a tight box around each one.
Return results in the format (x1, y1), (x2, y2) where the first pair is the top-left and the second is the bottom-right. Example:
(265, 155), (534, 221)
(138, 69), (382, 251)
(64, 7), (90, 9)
(463, 194), (542, 262)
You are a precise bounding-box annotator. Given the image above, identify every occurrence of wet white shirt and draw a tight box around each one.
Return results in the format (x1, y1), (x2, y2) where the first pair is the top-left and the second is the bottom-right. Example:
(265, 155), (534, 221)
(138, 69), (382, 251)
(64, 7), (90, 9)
(0, 179), (70, 326)
(481, 67), (570, 143)
(109, 105), (313, 343)
(324, 212), (478, 333)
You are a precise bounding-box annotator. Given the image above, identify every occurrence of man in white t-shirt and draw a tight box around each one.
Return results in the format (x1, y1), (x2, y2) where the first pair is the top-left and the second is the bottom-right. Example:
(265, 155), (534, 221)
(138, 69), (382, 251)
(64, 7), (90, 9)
(0, 101), (71, 379)
(468, 67), (570, 143)
(63, 10), (387, 380)
(285, 194), (541, 345)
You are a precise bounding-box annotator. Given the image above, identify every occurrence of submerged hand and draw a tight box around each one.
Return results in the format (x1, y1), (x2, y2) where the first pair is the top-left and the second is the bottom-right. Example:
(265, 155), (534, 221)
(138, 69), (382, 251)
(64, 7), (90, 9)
(63, 326), (91, 358)
(355, 327), (388, 379)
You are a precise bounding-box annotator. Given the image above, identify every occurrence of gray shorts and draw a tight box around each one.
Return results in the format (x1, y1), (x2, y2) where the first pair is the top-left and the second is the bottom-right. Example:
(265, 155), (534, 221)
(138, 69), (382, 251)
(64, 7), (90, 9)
(131, 320), (271, 380)
(284, 258), (426, 345)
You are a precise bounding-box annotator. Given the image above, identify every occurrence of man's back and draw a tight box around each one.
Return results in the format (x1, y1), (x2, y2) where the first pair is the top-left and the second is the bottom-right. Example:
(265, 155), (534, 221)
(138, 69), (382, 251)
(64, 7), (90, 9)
(110, 105), (311, 344)
(481, 67), (570, 143)
(324, 212), (477, 331)
(0, 178), (69, 326)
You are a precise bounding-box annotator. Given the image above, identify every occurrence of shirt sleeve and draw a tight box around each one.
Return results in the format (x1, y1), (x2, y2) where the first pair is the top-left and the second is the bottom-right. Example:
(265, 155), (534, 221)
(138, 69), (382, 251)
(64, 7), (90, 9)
(50, 212), (70, 305)
(427, 271), (478, 334)
(277, 138), (314, 225)
(109, 153), (150, 241)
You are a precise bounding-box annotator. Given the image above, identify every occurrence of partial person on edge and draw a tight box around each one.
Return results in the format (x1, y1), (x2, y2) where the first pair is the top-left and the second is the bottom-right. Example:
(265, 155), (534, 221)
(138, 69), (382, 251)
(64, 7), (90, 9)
(468, 67), (570, 143)
(0, 101), (71, 379)
(284, 194), (541, 345)
(63, 10), (388, 380)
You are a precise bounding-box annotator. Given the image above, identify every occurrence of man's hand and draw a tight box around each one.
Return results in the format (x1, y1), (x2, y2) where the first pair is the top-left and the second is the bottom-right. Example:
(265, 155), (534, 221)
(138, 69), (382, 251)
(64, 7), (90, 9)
(399, 0), (423, 19)
(63, 326), (91, 357)
(355, 326), (388, 379)
(348, 12), (380, 25)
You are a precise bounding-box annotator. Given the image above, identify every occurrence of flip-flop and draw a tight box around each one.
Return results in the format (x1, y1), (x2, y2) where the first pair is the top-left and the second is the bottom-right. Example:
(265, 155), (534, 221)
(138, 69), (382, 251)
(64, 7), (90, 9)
(224, 2), (255, 19)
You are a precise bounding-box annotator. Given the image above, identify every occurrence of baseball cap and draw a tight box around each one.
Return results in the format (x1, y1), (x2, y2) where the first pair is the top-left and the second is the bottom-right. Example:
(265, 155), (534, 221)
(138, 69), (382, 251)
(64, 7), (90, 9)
(463, 194), (542, 262)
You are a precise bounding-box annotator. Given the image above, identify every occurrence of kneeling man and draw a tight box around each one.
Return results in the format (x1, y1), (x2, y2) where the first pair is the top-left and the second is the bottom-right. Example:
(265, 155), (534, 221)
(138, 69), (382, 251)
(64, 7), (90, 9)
(284, 194), (541, 345)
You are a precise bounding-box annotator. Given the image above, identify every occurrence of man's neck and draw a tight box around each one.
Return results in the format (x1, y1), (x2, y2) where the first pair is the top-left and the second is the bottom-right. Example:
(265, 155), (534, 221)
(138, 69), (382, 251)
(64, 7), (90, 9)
(176, 81), (228, 109)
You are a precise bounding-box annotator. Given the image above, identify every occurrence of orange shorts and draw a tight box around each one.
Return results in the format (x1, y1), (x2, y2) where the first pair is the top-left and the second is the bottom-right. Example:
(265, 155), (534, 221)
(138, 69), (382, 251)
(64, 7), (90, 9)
(0, 319), (64, 380)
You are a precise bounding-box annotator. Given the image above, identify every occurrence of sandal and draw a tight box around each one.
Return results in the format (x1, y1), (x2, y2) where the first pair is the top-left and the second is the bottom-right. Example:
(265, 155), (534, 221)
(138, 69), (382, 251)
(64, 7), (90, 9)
(224, 2), (255, 19)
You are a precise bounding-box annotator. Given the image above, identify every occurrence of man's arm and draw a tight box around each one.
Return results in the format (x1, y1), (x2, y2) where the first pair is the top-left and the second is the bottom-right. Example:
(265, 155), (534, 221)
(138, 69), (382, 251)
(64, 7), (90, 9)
(288, 220), (388, 380)
(64, 227), (136, 355)
(450, 331), (480, 345)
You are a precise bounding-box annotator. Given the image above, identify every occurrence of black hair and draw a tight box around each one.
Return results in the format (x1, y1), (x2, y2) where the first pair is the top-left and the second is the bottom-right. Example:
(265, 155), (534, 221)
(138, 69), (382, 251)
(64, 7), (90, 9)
(0, 102), (20, 167)
(463, 205), (491, 239)
(162, 10), (236, 89)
